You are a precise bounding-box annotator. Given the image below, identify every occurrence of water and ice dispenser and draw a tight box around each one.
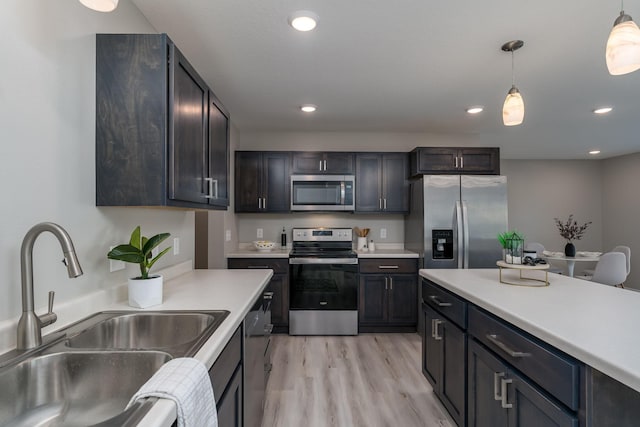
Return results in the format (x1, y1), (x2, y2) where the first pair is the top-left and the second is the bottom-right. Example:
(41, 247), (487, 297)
(432, 229), (453, 260)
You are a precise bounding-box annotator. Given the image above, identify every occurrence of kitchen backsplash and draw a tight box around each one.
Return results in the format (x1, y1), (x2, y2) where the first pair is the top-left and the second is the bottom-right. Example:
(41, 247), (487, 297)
(237, 213), (405, 244)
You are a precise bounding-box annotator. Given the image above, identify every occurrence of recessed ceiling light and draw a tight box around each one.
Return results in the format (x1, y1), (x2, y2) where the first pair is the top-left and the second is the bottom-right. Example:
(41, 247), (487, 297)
(593, 107), (613, 114)
(300, 104), (317, 113)
(466, 106), (484, 114)
(289, 11), (319, 32)
(589, 150), (601, 155)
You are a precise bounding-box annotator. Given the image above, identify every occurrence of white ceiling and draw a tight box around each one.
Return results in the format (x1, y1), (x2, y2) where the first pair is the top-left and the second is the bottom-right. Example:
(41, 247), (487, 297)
(131, 0), (640, 159)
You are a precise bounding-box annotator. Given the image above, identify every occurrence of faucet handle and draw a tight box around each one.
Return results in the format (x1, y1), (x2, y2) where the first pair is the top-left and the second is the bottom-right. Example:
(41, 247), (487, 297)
(39, 291), (57, 327)
(48, 291), (55, 314)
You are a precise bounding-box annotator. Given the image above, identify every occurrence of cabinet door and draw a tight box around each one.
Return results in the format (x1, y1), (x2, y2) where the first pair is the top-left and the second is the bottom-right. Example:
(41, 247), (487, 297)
(441, 320), (466, 427)
(262, 152), (290, 212)
(268, 274), (289, 327)
(415, 148), (458, 174)
(216, 364), (243, 427)
(355, 154), (382, 212)
(508, 371), (578, 427)
(422, 303), (442, 389)
(234, 152), (262, 212)
(207, 91), (229, 207)
(359, 275), (388, 324)
(324, 152), (354, 174)
(381, 153), (409, 213)
(291, 152), (324, 173)
(387, 274), (417, 324)
(468, 339), (509, 427)
(169, 45), (209, 204)
(459, 148), (500, 175)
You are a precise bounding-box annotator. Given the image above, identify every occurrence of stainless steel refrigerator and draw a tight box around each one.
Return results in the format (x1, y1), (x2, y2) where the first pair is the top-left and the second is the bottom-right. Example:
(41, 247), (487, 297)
(405, 175), (508, 270)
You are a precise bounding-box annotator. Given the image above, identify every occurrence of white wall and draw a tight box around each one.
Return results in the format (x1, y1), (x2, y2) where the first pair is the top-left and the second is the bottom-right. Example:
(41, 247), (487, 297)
(0, 1), (196, 328)
(602, 153), (640, 289)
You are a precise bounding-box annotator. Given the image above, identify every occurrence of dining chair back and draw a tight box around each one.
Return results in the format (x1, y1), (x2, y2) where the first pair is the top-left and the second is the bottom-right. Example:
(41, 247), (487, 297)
(591, 252), (628, 287)
(611, 245), (631, 276)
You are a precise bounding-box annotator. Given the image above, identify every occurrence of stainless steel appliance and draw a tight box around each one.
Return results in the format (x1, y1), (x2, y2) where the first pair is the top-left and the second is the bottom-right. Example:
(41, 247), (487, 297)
(405, 175), (508, 268)
(289, 227), (358, 335)
(290, 175), (355, 211)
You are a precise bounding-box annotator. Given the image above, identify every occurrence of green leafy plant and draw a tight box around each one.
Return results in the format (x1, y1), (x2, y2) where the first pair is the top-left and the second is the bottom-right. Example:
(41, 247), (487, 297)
(497, 230), (525, 249)
(107, 226), (171, 279)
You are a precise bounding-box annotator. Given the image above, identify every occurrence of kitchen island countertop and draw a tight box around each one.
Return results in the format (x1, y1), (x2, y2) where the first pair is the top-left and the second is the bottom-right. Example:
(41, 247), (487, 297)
(420, 268), (640, 393)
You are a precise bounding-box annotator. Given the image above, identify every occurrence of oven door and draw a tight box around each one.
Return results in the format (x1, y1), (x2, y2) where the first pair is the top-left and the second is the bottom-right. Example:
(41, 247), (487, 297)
(290, 175), (355, 211)
(289, 259), (358, 310)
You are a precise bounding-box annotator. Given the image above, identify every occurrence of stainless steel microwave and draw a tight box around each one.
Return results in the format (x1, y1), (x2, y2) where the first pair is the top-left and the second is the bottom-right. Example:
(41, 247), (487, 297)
(290, 175), (355, 211)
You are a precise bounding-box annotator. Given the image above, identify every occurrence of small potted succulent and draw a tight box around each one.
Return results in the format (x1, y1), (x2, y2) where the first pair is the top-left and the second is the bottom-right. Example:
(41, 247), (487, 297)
(498, 230), (525, 264)
(107, 226), (171, 308)
(554, 215), (591, 257)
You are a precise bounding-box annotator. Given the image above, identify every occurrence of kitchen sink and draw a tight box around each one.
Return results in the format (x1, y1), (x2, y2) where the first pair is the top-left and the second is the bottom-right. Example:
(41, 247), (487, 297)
(65, 311), (230, 356)
(0, 309), (230, 426)
(0, 350), (171, 427)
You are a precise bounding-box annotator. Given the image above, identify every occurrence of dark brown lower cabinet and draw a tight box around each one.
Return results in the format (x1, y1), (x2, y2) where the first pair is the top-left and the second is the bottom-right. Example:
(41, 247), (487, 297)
(359, 274), (417, 331)
(422, 303), (466, 426)
(468, 339), (578, 427)
(209, 327), (243, 427)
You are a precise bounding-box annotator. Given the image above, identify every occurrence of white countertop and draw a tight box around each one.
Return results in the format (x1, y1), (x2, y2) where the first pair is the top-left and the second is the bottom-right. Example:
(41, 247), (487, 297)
(226, 247), (418, 259)
(420, 269), (640, 393)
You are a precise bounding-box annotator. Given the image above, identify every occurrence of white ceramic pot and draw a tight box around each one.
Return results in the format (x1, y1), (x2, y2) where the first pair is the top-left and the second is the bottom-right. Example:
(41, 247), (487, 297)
(128, 275), (163, 308)
(357, 237), (367, 250)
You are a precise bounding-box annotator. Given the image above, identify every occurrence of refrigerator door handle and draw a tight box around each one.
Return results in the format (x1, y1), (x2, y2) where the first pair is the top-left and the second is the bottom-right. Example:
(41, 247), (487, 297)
(462, 200), (470, 269)
(455, 201), (464, 268)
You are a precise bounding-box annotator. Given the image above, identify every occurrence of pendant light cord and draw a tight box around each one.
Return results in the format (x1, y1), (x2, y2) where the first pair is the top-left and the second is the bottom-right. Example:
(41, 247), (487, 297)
(511, 51), (516, 88)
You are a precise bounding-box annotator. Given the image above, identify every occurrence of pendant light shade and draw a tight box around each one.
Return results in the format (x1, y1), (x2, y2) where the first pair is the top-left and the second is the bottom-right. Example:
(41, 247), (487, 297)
(501, 40), (525, 127)
(79, 0), (119, 12)
(503, 86), (525, 126)
(606, 11), (640, 75)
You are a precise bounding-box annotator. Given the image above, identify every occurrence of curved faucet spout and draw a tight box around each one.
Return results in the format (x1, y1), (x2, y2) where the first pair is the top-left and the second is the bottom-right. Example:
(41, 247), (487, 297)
(17, 222), (83, 350)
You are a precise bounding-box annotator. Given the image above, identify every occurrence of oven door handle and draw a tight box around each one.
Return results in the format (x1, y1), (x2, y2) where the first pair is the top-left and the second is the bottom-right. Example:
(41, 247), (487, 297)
(289, 258), (358, 265)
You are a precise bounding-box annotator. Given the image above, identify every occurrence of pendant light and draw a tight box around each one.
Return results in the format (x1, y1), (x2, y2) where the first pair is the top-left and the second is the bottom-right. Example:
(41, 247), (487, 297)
(79, 0), (119, 13)
(606, 1), (640, 75)
(501, 40), (525, 127)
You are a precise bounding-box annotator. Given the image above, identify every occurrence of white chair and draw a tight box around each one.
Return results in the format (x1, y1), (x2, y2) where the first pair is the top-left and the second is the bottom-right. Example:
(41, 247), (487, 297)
(525, 242), (563, 274)
(583, 245), (630, 284)
(590, 252), (628, 287)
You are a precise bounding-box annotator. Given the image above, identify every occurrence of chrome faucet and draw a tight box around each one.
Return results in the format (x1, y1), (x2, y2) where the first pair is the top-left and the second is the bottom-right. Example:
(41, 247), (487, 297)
(17, 222), (83, 350)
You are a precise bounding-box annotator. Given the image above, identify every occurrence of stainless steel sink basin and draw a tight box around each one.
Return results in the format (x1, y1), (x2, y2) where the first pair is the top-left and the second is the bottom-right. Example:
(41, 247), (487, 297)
(0, 350), (171, 427)
(65, 311), (229, 356)
(0, 309), (230, 426)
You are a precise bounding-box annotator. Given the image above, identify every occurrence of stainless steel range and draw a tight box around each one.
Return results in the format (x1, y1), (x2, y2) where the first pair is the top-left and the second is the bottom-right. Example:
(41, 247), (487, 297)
(289, 227), (358, 335)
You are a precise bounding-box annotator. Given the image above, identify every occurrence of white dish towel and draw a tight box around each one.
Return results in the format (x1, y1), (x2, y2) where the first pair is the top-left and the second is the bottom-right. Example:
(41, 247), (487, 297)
(127, 357), (217, 427)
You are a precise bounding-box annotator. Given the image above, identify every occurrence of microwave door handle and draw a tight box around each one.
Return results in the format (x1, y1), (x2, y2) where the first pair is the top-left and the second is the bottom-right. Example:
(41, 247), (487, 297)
(340, 181), (346, 205)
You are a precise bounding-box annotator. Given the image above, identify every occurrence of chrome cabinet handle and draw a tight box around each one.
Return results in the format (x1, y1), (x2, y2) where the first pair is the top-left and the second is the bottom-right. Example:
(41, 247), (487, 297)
(493, 372), (505, 401)
(429, 295), (452, 307)
(319, 160), (323, 171)
(204, 178), (218, 199)
(433, 319), (443, 340)
(379, 198), (383, 210)
(247, 265), (270, 269)
(383, 198), (387, 210)
(324, 160), (327, 171)
(455, 156), (459, 168)
(460, 156), (464, 169)
(384, 277), (388, 290)
(378, 265), (399, 269)
(263, 291), (274, 300)
(486, 334), (531, 358)
(431, 318), (436, 338)
(262, 197), (267, 210)
(500, 378), (513, 409)
(389, 277), (393, 290)
(258, 198), (262, 209)
(319, 301), (328, 306)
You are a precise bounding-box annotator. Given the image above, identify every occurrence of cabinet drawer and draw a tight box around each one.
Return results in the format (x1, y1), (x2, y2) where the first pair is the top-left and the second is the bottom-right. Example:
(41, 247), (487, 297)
(227, 258), (289, 274)
(469, 306), (580, 411)
(421, 279), (467, 329)
(209, 326), (242, 404)
(359, 258), (417, 274)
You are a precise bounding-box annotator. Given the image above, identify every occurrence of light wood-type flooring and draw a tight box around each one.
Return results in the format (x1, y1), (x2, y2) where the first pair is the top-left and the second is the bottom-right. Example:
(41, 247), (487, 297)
(262, 333), (455, 427)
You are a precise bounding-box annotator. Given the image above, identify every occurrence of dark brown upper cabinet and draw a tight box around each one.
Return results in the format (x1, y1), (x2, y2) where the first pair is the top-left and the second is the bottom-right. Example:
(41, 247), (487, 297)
(410, 147), (500, 176)
(96, 34), (229, 209)
(355, 153), (409, 213)
(234, 151), (291, 213)
(291, 152), (354, 174)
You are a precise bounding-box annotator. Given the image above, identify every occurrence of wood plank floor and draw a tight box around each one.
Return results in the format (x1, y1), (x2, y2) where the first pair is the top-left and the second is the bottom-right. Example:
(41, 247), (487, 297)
(262, 333), (455, 427)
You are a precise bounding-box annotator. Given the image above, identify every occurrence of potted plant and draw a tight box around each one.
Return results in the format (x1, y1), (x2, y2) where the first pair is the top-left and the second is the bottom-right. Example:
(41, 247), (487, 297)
(107, 226), (171, 308)
(554, 215), (591, 257)
(498, 230), (525, 264)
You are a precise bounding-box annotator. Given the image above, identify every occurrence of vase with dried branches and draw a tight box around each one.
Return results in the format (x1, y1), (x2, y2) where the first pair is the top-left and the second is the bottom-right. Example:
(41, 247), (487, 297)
(554, 215), (592, 257)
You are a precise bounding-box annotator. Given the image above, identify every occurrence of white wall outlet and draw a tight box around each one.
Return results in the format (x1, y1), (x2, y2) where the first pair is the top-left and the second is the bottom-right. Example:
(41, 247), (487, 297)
(173, 237), (180, 255)
(225, 229), (231, 242)
(380, 228), (387, 239)
(257, 228), (263, 239)
(109, 246), (125, 272)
